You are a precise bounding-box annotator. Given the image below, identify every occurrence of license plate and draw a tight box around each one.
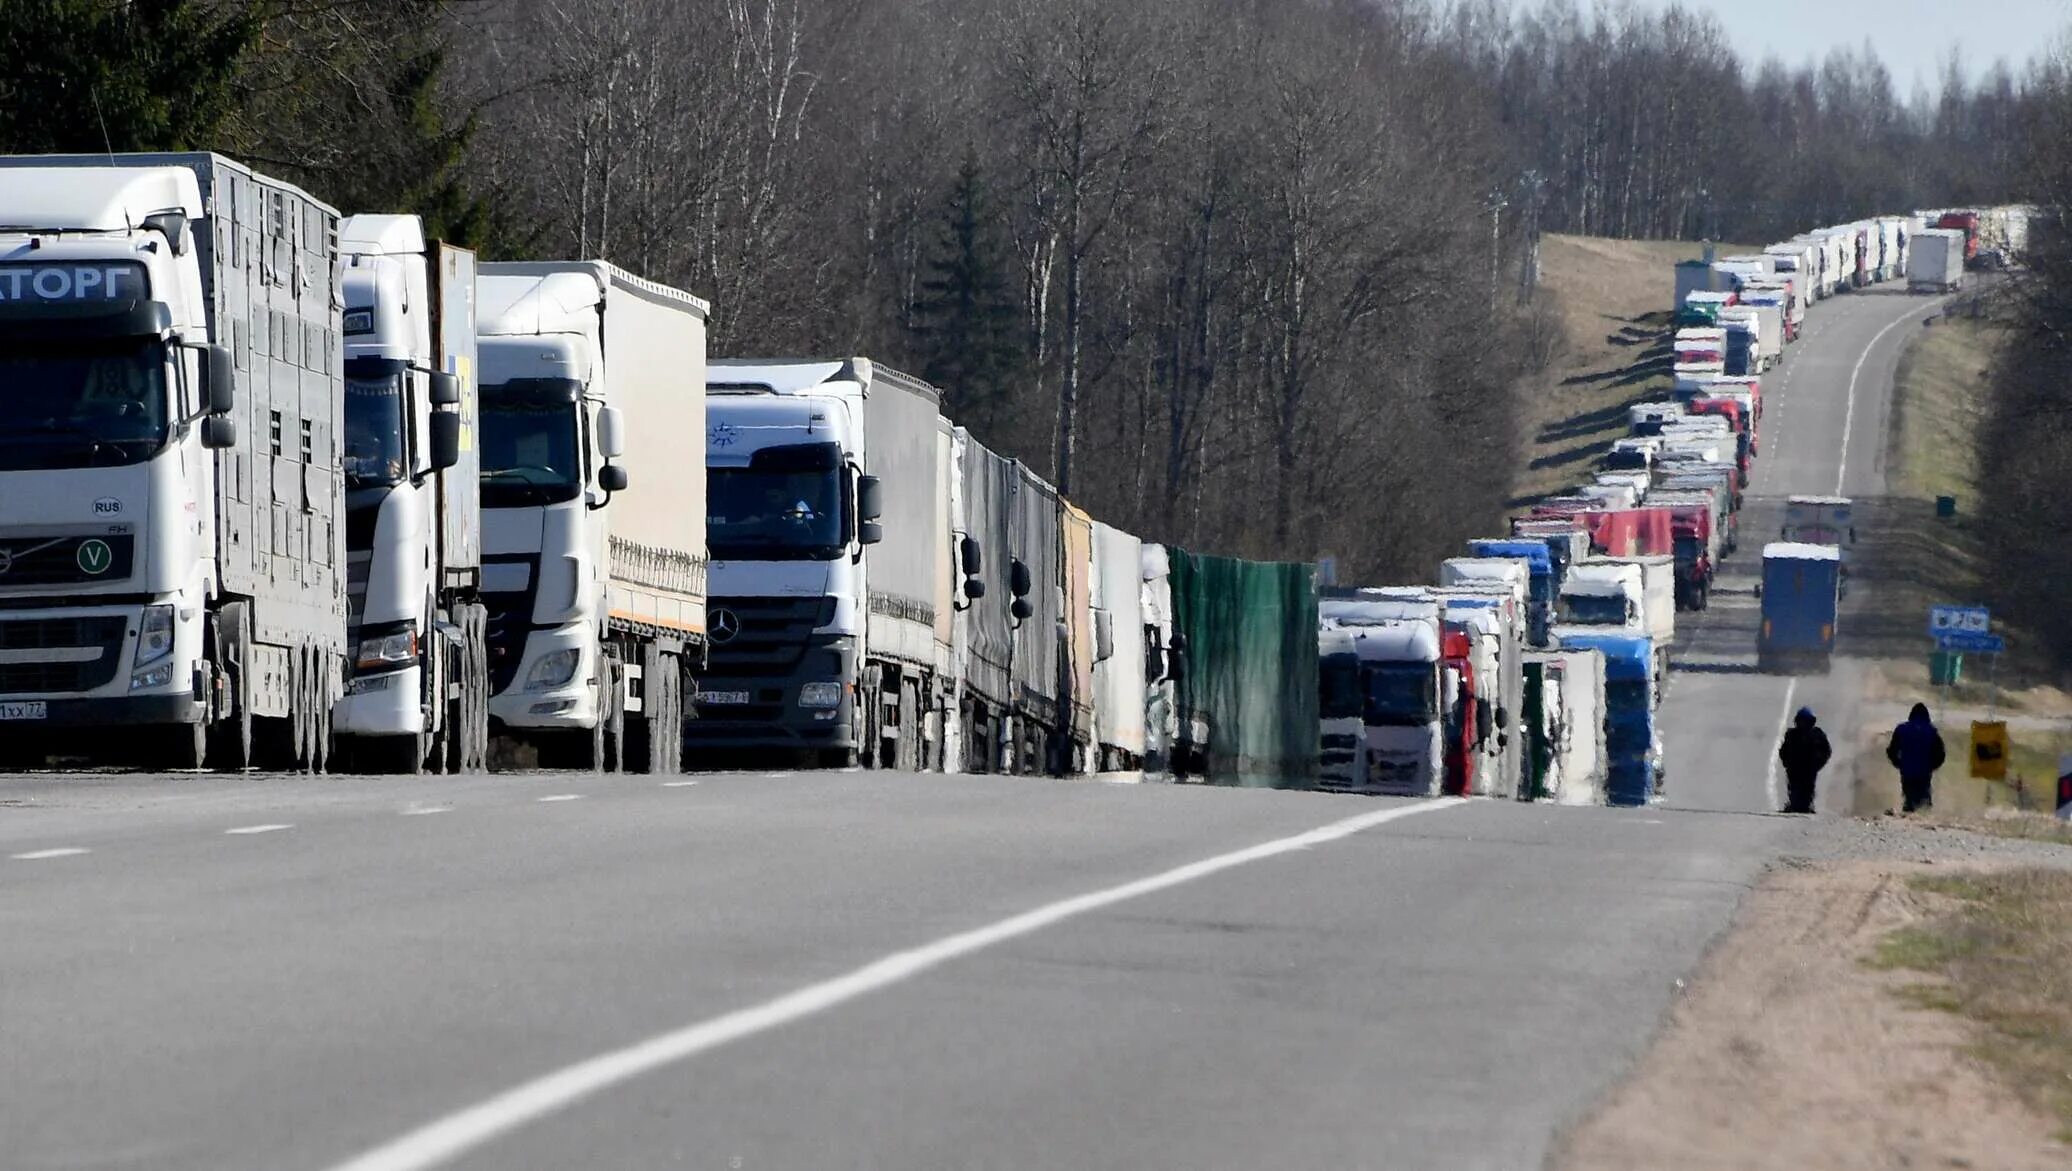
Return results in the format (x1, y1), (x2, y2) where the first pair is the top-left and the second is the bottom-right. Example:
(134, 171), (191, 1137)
(697, 691), (751, 706)
(0, 701), (48, 720)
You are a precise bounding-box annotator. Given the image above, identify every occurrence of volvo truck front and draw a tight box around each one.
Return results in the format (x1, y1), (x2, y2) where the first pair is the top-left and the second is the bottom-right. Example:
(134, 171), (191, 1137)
(0, 153), (346, 770)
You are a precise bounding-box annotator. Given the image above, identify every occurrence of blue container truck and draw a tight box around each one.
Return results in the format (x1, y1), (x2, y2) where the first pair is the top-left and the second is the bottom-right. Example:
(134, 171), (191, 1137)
(1756, 542), (1841, 674)
(1552, 629), (1657, 806)
(1467, 539), (1555, 647)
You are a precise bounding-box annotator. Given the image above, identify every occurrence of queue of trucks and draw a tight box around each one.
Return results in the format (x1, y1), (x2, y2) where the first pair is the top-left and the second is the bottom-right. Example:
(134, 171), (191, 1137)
(0, 150), (1321, 784)
(0, 149), (2026, 806)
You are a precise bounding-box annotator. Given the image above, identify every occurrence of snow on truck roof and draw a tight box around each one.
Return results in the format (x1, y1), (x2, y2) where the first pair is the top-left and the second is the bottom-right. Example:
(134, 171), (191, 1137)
(1763, 542), (1842, 562)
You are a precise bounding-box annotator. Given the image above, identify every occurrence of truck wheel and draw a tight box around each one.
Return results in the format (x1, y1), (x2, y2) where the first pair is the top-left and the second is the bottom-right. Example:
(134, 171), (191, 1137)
(161, 721), (208, 772)
(207, 602), (253, 772)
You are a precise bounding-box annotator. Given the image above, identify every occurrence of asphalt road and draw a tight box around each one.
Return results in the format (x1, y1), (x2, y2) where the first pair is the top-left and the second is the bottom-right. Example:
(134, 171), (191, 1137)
(1661, 285), (1948, 816)
(0, 283), (1941, 1171)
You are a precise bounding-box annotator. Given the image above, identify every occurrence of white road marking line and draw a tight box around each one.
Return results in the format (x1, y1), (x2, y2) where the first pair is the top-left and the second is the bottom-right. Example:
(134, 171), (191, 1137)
(225, 824), (293, 835)
(1763, 679), (1800, 813)
(660, 781), (700, 788)
(536, 794), (582, 803)
(11, 847), (88, 860)
(1835, 300), (1941, 494)
(319, 796), (1469, 1171)
(400, 806), (452, 816)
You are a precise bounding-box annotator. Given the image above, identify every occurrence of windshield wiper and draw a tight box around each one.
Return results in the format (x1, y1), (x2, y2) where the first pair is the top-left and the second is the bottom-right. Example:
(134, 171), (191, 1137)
(22, 423), (122, 463)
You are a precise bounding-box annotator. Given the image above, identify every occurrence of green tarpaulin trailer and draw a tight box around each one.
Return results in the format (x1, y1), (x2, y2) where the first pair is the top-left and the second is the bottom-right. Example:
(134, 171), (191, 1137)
(1166, 548), (1318, 787)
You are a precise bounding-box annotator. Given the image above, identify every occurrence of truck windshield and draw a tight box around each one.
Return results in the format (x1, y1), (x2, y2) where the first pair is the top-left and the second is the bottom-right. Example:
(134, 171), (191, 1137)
(1363, 663), (1438, 726)
(1559, 594), (1630, 625)
(1674, 535), (1705, 563)
(708, 467), (845, 561)
(480, 380), (582, 508)
(1319, 652), (1361, 720)
(344, 360), (407, 489)
(0, 337), (170, 471)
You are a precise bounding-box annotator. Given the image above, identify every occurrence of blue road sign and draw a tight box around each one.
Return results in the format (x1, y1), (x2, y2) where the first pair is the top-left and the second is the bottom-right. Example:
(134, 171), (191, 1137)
(1933, 631), (2005, 653)
(1928, 605), (1990, 637)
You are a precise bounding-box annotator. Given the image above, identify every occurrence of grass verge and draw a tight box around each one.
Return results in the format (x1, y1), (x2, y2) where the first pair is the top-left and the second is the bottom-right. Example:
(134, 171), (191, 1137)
(1873, 869), (2072, 1140)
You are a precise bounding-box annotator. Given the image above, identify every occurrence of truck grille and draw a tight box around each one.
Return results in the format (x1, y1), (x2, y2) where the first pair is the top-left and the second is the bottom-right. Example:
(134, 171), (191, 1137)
(702, 596), (837, 678)
(0, 615), (127, 694)
(345, 550), (372, 642)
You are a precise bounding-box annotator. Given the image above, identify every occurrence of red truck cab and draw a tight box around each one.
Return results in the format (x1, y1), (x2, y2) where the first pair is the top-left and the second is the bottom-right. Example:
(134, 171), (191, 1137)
(1440, 625), (1477, 796)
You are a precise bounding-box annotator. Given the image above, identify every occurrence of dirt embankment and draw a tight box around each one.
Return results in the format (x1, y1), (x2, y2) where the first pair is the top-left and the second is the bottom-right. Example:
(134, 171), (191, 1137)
(1552, 824), (2072, 1171)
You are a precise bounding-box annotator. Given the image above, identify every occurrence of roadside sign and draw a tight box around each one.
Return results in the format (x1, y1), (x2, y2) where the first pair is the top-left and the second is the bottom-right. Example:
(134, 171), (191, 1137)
(1928, 605), (1990, 637)
(1970, 721), (2008, 780)
(1933, 631), (2005, 654)
(2058, 754), (2072, 821)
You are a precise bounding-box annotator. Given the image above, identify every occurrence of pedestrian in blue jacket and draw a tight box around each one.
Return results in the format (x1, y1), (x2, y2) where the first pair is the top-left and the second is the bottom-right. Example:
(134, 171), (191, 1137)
(1886, 702), (1946, 813)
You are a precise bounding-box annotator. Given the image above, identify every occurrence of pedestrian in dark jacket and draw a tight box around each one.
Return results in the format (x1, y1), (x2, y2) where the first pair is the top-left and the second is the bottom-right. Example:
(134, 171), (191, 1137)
(1886, 702), (1946, 813)
(1777, 706), (1831, 814)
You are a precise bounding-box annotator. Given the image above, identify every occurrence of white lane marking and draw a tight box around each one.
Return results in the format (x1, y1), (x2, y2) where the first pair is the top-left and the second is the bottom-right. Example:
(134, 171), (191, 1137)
(320, 796), (1469, 1171)
(536, 794), (582, 803)
(1835, 300), (1939, 494)
(11, 847), (89, 860)
(401, 806), (452, 816)
(660, 781), (700, 788)
(225, 823), (293, 835)
(1763, 679), (1800, 812)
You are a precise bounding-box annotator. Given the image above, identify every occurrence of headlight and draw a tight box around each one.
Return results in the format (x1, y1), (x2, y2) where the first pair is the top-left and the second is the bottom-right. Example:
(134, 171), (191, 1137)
(133, 605), (175, 668)
(798, 681), (843, 709)
(356, 623), (418, 674)
(526, 647), (581, 691)
(130, 662), (175, 690)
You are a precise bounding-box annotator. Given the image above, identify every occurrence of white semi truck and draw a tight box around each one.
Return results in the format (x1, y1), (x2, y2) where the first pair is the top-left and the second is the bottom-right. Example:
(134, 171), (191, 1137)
(476, 261), (708, 772)
(693, 358), (959, 770)
(331, 215), (488, 773)
(0, 153), (346, 770)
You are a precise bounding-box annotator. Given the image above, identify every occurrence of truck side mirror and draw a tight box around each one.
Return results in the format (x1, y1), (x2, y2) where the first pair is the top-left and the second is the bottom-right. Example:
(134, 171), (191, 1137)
(1009, 559), (1031, 599)
(598, 463), (629, 493)
(1094, 609), (1114, 663)
(597, 405), (626, 459)
(429, 411), (461, 471)
(206, 345), (235, 415)
(201, 414), (237, 450)
(960, 535), (983, 577)
(963, 577), (986, 600)
(1476, 702), (1495, 743)
(1495, 704), (1511, 730)
(428, 371), (461, 408)
(857, 475), (883, 523)
(1011, 597), (1033, 623)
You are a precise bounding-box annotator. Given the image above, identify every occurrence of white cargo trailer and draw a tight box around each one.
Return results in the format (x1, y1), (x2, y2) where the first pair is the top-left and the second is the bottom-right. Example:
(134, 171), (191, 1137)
(1908, 229), (1965, 293)
(477, 260), (707, 772)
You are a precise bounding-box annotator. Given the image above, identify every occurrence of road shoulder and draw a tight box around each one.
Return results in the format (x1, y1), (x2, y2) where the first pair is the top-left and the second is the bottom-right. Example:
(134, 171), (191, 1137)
(1550, 818), (2072, 1171)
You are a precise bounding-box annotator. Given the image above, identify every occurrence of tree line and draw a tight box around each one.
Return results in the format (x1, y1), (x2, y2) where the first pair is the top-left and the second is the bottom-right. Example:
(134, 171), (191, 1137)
(0, 0), (2048, 583)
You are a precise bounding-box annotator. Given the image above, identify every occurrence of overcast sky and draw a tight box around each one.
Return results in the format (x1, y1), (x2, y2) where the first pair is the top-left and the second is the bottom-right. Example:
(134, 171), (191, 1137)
(1600, 0), (2072, 95)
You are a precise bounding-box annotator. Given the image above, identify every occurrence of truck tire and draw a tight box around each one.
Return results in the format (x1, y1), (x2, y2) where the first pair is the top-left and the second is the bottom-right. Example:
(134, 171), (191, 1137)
(206, 602), (253, 772)
(449, 603), (488, 774)
(160, 720), (208, 772)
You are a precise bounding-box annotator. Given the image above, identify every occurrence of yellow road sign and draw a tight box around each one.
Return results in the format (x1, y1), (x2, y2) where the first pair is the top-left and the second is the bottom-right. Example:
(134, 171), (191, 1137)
(1970, 720), (2009, 781)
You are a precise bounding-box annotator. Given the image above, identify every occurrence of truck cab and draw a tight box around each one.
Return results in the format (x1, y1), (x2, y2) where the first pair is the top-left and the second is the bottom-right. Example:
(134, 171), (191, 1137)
(0, 155), (344, 770)
(1319, 596), (1447, 797)
(331, 215), (482, 772)
(1316, 624), (1365, 791)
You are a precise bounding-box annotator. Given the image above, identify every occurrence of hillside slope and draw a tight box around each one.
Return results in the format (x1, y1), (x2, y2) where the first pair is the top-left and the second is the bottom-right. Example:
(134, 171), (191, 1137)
(1519, 234), (1754, 504)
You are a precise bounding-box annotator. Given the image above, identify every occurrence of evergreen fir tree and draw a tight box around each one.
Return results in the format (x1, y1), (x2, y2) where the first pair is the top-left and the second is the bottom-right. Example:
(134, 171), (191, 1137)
(0, 0), (256, 154)
(910, 155), (1027, 433)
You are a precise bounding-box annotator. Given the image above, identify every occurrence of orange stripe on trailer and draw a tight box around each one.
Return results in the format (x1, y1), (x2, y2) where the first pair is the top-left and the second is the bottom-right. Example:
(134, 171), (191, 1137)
(609, 610), (705, 636)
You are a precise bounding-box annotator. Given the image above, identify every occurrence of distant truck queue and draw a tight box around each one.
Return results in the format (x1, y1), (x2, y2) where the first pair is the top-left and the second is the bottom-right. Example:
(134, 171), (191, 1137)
(0, 149), (2031, 813)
